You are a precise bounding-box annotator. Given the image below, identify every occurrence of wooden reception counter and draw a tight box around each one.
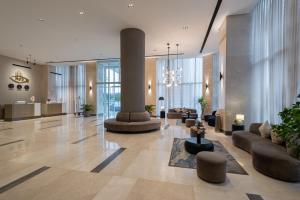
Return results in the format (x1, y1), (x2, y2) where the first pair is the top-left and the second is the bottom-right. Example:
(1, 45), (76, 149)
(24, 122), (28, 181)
(4, 103), (41, 121)
(41, 103), (64, 117)
(4, 103), (64, 121)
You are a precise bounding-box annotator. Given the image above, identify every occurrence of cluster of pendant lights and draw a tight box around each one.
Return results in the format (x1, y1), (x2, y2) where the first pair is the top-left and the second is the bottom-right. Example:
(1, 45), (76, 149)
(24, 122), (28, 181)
(162, 43), (183, 87)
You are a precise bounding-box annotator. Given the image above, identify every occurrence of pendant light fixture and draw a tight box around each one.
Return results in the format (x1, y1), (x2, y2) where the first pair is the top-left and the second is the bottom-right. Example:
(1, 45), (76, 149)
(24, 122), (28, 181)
(174, 43), (182, 86)
(163, 43), (174, 87)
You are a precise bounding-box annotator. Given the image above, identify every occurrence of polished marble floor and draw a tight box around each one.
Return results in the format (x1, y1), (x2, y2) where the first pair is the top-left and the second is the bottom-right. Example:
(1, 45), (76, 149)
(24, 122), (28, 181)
(0, 115), (299, 200)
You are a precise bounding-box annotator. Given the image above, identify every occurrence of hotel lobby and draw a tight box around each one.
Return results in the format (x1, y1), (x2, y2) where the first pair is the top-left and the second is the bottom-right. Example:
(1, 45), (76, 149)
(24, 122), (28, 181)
(0, 0), (300, 200)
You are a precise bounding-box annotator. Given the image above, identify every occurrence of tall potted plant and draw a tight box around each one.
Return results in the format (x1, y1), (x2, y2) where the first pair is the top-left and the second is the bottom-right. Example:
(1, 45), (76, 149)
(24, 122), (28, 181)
(145, 105), (155, 116)
(198, 96), (208, 119)
(273, 102), (300, 159)
(81, 104), (93, 117)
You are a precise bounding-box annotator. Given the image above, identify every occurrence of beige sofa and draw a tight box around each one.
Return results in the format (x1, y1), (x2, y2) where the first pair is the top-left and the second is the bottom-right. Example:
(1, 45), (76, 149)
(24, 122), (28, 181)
(167, 108), (197, 119)
(232, 123), (300, 182)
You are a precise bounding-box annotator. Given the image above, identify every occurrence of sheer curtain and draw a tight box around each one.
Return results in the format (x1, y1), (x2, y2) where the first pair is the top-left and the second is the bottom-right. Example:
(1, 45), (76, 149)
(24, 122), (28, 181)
(156, 57), (203, 115)
(251, 0), (300, 124)
(74, 64), (86, 113)
(50, 64), (86, 114)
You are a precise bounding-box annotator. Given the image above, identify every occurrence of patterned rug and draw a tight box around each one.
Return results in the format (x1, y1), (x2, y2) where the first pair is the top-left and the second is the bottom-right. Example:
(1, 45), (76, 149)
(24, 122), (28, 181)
(169, 138), (248, 175)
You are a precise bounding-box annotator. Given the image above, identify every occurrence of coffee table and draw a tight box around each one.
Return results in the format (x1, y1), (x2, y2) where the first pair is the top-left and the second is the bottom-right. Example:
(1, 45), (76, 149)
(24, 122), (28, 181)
(184, 137), (214, 154)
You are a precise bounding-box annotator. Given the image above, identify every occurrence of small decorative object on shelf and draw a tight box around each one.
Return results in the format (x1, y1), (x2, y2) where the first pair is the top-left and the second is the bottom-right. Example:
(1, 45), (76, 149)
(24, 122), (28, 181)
(16, 84), (22, 90)
(8, 83), (14, 89)
(30, 96), (35, 103)
(24, 85), (30, 91)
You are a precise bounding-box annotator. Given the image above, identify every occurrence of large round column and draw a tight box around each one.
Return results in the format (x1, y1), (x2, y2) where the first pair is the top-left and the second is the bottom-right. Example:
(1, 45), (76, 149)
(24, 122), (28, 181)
(104, 28), (161, 133)
(120, 28), (145, 112)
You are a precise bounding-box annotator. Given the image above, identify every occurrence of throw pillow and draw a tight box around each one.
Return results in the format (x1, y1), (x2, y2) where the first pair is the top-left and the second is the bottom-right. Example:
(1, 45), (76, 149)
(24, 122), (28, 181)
(259, 121), (271, 138)
(271, 130), (283, 145)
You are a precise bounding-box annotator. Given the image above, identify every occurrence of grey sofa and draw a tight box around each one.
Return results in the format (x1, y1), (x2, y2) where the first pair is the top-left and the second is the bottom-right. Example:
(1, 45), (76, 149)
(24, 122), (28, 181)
(232, 123), (300, 182)
(167, 108), (197, 119)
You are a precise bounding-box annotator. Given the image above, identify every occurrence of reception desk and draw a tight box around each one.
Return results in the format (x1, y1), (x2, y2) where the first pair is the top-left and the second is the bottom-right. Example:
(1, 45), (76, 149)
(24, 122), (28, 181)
(41, 103), (64, 117)
(4, 103), (64, 121)
(4, 103), (41, 121)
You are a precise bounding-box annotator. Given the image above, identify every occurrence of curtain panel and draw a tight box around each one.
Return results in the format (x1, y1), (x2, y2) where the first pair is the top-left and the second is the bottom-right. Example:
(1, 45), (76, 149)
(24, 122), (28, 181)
(250, 0), (300, 124)
(50, 64), (86, 114)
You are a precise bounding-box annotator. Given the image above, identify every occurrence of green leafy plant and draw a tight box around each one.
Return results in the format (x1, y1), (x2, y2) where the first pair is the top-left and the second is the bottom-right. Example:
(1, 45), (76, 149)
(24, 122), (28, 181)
(273, 102), (300, 158)
(198, 96), (208, 117)
(81, 104), (93, 117)
(145, 105), (155, 115)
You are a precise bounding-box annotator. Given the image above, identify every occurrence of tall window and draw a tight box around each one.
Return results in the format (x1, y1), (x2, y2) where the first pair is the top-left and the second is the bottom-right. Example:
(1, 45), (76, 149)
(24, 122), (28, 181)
(250, 0), (300, 123)
(96, 60), (121, 119)
(156, 57), (203, 114)
(49, 64), (86, 114)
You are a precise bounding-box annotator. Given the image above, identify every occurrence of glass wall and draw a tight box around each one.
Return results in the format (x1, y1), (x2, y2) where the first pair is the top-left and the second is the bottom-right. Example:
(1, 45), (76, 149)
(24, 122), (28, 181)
(156, 57), (203, 115)
(96, 60), (121, 119)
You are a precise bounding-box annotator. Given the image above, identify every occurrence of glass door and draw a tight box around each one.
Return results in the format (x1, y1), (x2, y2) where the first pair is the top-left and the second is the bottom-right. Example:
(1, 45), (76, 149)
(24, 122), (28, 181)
(97, 60), (121, 120)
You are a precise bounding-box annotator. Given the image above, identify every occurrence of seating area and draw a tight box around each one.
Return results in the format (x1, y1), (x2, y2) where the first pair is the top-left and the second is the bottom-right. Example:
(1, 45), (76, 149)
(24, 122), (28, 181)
(233, 123), (300, 182)
(167, 108), (198, 119)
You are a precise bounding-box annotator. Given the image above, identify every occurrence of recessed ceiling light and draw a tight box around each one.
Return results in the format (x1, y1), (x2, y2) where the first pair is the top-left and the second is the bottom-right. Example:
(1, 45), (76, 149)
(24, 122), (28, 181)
(182, 26), (189, 30)
(128, 1), (135, 8)
(39, 18), (45, 22)
(79, 11), (85, 15)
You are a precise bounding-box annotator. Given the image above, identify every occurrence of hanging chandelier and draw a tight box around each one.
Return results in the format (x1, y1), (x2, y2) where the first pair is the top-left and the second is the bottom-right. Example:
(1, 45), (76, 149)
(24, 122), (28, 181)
(174, 43), (182, 86)
(162, 43), (174, 87)
(162, 43), (182, 87)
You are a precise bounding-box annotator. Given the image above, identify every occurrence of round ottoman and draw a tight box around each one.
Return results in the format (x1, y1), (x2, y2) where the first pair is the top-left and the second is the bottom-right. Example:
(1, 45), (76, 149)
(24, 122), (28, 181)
(186, 119), (196, 128)
(196, 152), (227, 183)
(190, 126), (198, 137)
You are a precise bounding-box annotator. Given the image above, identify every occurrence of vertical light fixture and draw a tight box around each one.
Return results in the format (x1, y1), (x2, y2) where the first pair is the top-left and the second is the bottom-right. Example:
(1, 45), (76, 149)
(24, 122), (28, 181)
(174, 43), (182, 86)
(205, 81), (209, 93)
(163, 43), (174, 87)
(89, 81), (93, 95)
(148, 80), (152, 95)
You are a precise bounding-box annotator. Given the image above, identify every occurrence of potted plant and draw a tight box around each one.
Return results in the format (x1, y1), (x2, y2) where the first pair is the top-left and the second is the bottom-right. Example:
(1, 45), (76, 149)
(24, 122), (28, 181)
(81, 104), (93, 117)
(145, 105), (155, 116)
(272, 102), (300, 159)
(198, 96), (208, 119)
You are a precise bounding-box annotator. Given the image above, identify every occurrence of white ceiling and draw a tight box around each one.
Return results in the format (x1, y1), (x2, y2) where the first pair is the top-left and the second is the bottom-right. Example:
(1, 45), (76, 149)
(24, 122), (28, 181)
(0, 0), (259, 64)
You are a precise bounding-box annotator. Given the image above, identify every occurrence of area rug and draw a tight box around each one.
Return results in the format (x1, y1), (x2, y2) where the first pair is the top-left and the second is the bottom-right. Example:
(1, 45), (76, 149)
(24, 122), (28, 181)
(169, 138), (248, 175)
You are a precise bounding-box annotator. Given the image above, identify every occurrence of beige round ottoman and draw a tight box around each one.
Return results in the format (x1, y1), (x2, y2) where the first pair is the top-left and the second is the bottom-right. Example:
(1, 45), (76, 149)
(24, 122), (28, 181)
(186, 119), (196, 128)
(196, 151), (227, 183)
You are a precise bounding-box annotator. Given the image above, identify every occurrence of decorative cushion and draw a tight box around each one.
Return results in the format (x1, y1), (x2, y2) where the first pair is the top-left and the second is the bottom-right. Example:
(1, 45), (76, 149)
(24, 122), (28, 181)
(271, 130), (283, 145)
(259, 121), (271, 138)
(174, 108), (181, 113)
